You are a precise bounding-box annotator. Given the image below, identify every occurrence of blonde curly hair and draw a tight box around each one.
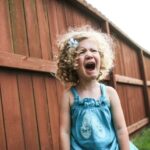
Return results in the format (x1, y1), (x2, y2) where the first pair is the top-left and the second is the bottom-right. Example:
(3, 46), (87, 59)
(56, 25), (115, 84)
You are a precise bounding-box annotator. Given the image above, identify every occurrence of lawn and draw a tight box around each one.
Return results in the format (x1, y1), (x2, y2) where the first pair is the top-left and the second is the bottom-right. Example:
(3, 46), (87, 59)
(131, 126), (150, 150)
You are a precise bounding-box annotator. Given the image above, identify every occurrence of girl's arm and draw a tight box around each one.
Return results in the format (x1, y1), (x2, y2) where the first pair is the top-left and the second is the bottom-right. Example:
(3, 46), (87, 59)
(107, 86), (130, 150)
(59, 91), (71, 150)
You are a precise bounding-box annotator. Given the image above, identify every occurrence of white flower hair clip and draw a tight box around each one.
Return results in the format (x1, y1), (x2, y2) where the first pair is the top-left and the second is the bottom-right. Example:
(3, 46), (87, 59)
(67, 38), (79, 49)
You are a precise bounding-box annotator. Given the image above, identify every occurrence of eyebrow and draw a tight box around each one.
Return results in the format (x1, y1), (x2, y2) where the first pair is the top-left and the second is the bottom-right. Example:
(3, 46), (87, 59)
(77, 46), (85, 49)
(77, 47), (98, 50)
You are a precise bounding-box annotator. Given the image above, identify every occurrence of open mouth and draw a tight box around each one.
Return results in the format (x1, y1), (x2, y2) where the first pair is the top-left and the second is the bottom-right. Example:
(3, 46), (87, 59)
(84, 62), (96, 70)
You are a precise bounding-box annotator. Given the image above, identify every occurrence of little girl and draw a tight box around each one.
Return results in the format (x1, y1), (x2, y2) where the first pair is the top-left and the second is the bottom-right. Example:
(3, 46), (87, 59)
(57, 26), (138, 150)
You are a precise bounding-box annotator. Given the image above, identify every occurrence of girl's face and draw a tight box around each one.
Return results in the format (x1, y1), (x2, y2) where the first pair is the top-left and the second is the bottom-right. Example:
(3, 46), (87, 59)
(75, 38), (101, 81)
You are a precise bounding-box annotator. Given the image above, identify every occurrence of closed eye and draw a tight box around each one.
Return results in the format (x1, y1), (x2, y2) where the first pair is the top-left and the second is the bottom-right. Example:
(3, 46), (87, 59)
(90, 49), (98, 53)
(77, 48), (86, 55)
(77, 48), (98, 55)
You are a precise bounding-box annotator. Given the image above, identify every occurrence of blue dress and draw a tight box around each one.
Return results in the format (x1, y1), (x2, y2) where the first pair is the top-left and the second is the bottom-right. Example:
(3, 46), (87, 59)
(70, 84), (138, 150)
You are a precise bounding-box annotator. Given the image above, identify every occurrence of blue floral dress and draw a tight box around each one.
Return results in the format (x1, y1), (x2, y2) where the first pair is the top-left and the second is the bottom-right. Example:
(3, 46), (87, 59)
(70, 84), (138, 150)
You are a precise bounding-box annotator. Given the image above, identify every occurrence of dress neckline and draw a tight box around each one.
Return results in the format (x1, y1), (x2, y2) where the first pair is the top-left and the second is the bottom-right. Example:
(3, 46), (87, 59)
(73, 83), (104, 102)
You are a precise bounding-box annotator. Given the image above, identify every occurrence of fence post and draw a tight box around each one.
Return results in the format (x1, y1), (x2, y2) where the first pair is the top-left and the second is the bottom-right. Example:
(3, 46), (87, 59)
(102, 21), (117, 88)
(138, 50), (150, 120)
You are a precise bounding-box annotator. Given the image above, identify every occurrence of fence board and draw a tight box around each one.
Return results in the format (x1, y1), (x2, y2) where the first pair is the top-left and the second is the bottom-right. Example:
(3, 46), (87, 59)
(144, 53), (150, 80)
(45, 77), (60, 150)
(0, 0), (12, 52)
(0, 71), (25, 150)
(114, 36), (125, 75)
(121, 41), (141, 79)
(17, 73), (40, 150)
(117, 83), (146, 126)
(56, 0), (68, 33)
(115, 74), (143, 85)
(0, 51), (57, 73)
(47, 0), (59, 61)
(64, 1), (75, 27)
(128, 117), (149, 134)
(0, 86), (7, 150)
(116, 84), (130, 125)
(8, 0), (28, 55)
(35, 0), (52, 60)
(23, 0), (41, 58)
(32, 75), (53, 149)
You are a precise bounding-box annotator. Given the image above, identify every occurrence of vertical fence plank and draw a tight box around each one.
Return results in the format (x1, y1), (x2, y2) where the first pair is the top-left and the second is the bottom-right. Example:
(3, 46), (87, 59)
(126, 85), (135, 125)
(0, 0), (12, 52)
(63, 1), (75, 27)
(8, 0), (28, 55)
(121, 42), (140, 79)
(116, 84), (130, 125)
(0, 83), (7, 150)
(17, 73), (40, 150)
(113, 36), (125, 75)
(0, 71), (25, 150)
(144, 53), (150, 80)
(23, 0), (41, 58)
(102, 22), (117, 88)
(135, 86), (146, 120)
(32, 75), (53, 149)
(45, 77), (60, 150)
(35, 0), (52, 60)
(55, 1), (68, 34)
(47, 0), (59, 61)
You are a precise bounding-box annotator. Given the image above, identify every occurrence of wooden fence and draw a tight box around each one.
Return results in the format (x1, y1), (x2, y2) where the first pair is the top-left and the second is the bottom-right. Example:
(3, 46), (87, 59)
(0, 0), (150, 149)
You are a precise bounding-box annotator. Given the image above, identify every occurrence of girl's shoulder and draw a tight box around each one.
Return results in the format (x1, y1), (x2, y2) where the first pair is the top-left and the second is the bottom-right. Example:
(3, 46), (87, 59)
(105, 85), (117, 95)
(62, 88), (74, 106)
(104, 85), (120, 106)
(104, 85), (118, 103)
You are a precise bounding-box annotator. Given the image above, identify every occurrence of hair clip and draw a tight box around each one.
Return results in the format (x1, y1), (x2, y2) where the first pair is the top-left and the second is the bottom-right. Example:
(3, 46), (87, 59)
(67, 38), (79, 48)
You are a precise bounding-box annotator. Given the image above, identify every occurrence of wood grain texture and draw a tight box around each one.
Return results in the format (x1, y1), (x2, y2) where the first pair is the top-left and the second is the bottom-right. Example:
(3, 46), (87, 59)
(8, 0), (29, 55)
(0, 0), (12, 52)
(0, 71), (25, 150)
(32, 75), (53, 149)
(35, 0), (52, 60)
(17, 73), (40, 150)
(47, 0), (59, 61)
(45, 77), (60, 150)
(23, 0), (41, 58)
(0, 51), (57, 73)
(0, 83), (7, 150)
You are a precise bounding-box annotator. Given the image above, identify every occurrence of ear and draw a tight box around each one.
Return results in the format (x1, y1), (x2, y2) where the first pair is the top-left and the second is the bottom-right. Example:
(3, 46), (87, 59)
(73, 62), (79, 70)
(73, 57), (79, 70)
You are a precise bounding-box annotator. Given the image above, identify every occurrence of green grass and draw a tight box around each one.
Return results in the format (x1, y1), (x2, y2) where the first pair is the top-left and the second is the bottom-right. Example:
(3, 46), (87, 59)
(131, 126), (150, 150)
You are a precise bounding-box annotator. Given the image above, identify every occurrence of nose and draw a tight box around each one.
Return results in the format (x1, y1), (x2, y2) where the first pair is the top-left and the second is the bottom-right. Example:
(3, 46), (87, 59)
(85, 50), (93, 59)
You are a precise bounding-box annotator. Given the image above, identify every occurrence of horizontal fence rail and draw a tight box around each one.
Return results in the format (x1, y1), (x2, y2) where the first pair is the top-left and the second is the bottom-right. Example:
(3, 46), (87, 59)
(0, 51), (57, 73)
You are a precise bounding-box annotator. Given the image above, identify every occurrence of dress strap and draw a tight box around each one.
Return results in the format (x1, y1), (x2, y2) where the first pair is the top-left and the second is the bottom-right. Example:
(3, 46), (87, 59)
(70, 86), (79, 101)
(100, 83), (106, 98)
(100, 83), (110, 106)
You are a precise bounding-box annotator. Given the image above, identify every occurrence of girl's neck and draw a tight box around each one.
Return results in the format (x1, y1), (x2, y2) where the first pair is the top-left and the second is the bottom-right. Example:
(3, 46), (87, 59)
(76, 79), (99, 91)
